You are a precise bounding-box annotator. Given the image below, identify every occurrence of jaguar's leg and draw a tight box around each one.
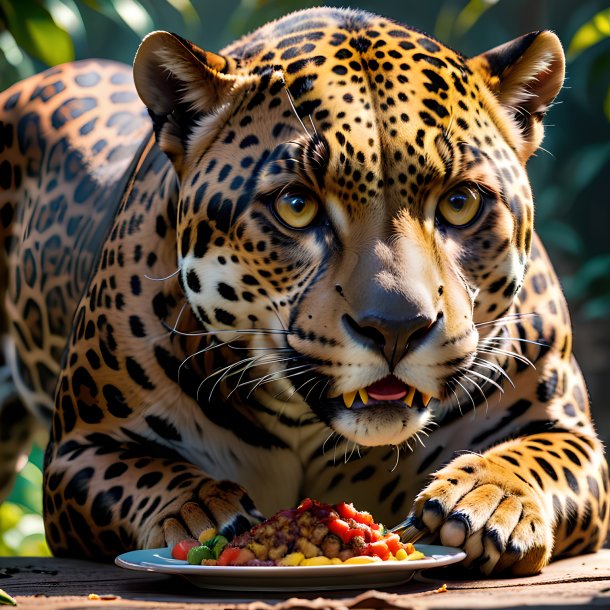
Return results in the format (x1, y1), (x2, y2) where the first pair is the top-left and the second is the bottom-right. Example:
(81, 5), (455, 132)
(43, 439), (263, 558)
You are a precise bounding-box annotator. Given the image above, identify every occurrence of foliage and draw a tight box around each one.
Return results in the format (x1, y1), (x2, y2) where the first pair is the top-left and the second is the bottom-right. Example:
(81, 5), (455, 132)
(0, 445), (50, 556)
(0, 0), (609, 557)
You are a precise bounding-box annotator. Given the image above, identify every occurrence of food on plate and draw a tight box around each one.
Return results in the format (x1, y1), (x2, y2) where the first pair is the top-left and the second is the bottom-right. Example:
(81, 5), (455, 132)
(172, 498), (425, 566)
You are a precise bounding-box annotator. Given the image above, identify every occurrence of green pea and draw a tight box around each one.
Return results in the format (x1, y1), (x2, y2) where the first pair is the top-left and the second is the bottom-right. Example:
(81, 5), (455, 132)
(187, 544), (213, 565)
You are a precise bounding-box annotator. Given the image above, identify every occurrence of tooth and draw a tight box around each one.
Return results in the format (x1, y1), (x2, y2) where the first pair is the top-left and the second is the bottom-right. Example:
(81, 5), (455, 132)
(358, 388), (369, 404)
(422, 393), (432, 407)
(403, 385), (416, 407)
(343, 391), (357, 408)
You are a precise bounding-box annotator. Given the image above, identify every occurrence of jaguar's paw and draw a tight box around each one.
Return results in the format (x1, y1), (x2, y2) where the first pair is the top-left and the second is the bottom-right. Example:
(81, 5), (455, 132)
(411, 453), (553, 575)
(158, 479), (263, 548)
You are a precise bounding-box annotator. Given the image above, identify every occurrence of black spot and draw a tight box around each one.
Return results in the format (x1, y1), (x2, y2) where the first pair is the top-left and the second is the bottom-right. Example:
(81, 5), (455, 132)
(215, 308), (236, 326)
(351, 465), (375, 483)
(378, 475), (400, 503)
(423, 98), (449, 118)
(417, 444), (444, 474)
(218, 282), (238, 301)
(64, 467), (94, 505)
(563, 467), (580, 494)
(186, 269), (201, 293)
(51, 97), (96, 129)
(0, 160), (11, 189)
(417, 37), (441, 53)
(91, 486), (123, 527)
(125, 356), (155, 390)
(137, 471), (163, 489)
(534, 456), (558, 481)
(129, 315), (146, 337)
(145, 414), (182, 441)
(104, 462), (128, 480)
(103, 385), (132, 418)
(537, 369), (558, 402)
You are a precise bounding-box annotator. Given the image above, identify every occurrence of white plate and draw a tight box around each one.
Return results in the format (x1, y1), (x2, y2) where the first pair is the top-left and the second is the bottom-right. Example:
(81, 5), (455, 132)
(115, 545), (465, 591)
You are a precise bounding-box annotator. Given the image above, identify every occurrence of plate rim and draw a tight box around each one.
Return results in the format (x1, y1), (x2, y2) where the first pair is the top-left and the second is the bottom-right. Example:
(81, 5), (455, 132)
(115, 543), (466, 578)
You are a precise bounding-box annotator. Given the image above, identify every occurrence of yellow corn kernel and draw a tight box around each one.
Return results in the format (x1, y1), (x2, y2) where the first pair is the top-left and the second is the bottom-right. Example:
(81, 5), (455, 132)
(395, 548), (408, 561)
(330, 557), (343, 565)
(407, 551), (425, 561)
(343, 555), (382, 564)
(198, 527), (217, 544)
(300, 556), (332, 566)
(278, 552), (305, 566)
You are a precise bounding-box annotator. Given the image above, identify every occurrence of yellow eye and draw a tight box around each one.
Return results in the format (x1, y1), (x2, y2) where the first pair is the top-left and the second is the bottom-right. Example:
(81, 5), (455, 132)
(437, 185), (482, 227)
(273, 192), (319, 229)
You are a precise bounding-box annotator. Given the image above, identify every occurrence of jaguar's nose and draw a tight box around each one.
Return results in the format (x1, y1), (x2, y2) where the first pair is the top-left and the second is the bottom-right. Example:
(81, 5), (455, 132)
(342, 311), (439, 369)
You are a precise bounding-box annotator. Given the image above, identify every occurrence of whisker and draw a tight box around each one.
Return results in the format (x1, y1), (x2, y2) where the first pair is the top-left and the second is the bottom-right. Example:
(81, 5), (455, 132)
(390, 445), (401, 472)
(473, 357), (515, 388)
(475, 312), (540, 328)
(283, 86), (313, 139)
(482, 335), (546, 348)
(304, 378), (325, 402)
(245, 364), (315, 399)
(144, 268), (180, 282)
(447, 383), (463, 415)
(460, 373), (490, 413)
(170, 300), (189, 334)
(277, 375), (318, 401)
(227, 356), (301, 399)
(452, 377), (477, 413)
(322, 431), (335, 456)
(462, 367), (504, 394)
(478, 346), (535, 370)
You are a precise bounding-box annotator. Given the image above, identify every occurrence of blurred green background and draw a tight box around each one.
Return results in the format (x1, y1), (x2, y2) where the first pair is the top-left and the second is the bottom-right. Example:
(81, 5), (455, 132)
(0, 0), (609, 556)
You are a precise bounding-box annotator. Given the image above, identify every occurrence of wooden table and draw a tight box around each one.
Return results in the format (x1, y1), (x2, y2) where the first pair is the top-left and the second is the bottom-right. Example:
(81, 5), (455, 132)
(1, 551), (610, 610)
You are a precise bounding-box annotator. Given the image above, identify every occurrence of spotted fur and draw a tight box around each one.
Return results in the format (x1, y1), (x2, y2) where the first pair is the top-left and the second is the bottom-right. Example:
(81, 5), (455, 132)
(0, 8), (607, 575)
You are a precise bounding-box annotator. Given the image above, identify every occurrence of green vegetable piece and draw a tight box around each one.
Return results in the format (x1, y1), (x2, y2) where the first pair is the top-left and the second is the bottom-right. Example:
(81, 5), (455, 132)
(0, 588), (16, 606)
(187, 544), (213, 565)
(211, 535), (229, 559)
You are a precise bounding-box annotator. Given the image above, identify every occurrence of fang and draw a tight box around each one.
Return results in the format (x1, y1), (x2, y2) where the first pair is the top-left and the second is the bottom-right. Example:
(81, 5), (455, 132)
(358, 388), (369, 404)
(404, 386), (416, 407)
(343, 391), (357, 408)
(422, 393), (432, 407)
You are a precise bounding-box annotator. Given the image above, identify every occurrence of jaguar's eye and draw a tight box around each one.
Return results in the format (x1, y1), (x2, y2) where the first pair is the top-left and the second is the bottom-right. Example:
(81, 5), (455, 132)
(436, 185), (482, 227)
(273, 192), (319, 229)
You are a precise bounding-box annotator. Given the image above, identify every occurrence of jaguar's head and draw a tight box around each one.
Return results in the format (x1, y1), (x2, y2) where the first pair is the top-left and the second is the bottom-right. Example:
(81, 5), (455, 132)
(133, 7), (564, 447)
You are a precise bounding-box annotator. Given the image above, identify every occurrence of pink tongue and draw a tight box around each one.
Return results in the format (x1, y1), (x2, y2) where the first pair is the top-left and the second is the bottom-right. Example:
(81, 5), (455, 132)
(367, 376), (408, 401)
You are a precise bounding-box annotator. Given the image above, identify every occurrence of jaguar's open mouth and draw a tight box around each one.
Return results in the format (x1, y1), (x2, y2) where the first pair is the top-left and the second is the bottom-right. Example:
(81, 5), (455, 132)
(337, 375), (433, 410)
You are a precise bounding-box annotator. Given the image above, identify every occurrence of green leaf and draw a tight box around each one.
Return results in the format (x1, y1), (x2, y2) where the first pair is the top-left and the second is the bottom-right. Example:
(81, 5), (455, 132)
(454, 0), (500, 37)
(568, 7), (610, 58)
(0, 0), (74, 66)
(165, 0), (199, 25)
(108, 0), (153, 37)
(0, 588), (17, 607)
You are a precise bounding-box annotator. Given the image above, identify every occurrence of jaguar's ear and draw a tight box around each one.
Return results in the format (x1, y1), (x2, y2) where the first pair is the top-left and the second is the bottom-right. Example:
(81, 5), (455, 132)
(133, 31), (255, 174)
(470, 31), (565, 162)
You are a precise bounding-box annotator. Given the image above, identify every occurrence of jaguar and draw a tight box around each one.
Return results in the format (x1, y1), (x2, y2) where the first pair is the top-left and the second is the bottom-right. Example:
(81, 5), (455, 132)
(0, 7), (607, 575)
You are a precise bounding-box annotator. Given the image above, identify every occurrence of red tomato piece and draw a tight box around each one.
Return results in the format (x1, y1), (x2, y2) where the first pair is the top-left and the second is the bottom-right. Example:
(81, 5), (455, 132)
(336, 502), (357, 520)
(327, 518), (351, 538)
(354, 510), (374, 526)
(343, 528), (366, 543)
(384, 533), (403, 554)
(217, 547), (242, 566)
(297, 498), (313, 512)
(171, 539), (199, 561)
(366, 540), (390, 560)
